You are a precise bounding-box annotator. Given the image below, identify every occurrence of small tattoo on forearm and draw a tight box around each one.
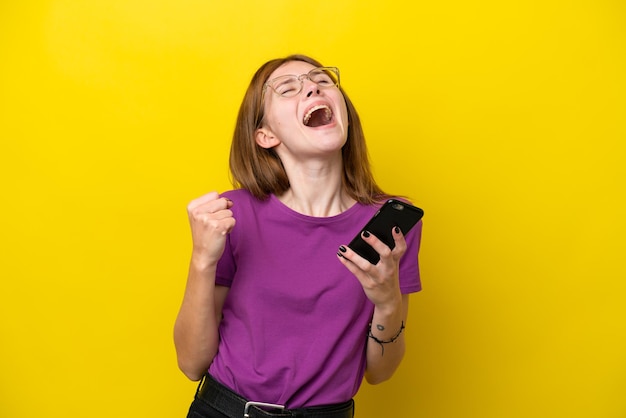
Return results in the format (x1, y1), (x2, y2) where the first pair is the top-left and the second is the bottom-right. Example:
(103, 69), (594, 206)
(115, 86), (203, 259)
(368, 321), (406, 356)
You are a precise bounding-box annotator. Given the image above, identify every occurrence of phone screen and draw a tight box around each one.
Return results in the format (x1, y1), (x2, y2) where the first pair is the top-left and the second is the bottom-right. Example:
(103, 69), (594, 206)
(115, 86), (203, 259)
(348, 199), (424, 264)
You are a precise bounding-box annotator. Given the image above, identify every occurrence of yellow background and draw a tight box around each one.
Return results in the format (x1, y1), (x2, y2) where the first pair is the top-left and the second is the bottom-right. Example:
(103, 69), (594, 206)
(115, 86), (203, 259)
(1, 1), (625, 417)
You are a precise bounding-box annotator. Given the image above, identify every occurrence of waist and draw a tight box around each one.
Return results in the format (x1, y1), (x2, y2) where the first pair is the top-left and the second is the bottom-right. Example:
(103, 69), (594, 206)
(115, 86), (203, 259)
(196, 374), (354, 418)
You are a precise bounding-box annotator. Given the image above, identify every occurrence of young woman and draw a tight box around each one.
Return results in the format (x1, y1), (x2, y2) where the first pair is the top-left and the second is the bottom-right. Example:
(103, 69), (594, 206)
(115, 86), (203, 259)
(175, 54), (423, 418)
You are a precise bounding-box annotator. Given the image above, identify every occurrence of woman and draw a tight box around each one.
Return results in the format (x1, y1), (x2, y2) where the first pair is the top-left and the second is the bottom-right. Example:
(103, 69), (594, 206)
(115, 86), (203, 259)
(174, 54), (423, 418)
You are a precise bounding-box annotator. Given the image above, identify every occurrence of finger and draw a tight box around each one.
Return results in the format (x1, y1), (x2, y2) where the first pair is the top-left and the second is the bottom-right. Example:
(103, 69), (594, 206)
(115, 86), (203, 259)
(192, 211), (236, 237)
(205, 197), (233, 212)
(209, 209), (234, 221)
(216, 217), (237, 235)
(359, 230), (392, 260)
(336, 251), (360, 275)
(338, 245), (375, 273)
(187, 191), (220, 211)
(391, 226), (408, 258)
(189, 195), (233, 216)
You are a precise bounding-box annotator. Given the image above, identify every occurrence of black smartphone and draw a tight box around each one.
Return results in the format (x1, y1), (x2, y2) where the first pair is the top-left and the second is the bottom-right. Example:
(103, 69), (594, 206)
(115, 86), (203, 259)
(348, 199), (424, 264)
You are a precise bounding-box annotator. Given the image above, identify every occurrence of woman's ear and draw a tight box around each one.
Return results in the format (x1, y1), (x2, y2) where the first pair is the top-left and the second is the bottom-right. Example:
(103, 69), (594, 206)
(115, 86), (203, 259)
(255, 127), (280, 149)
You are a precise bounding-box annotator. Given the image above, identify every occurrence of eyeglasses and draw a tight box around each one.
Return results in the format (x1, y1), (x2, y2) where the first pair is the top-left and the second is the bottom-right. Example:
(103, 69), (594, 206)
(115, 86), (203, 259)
(263, 67), (340, 98)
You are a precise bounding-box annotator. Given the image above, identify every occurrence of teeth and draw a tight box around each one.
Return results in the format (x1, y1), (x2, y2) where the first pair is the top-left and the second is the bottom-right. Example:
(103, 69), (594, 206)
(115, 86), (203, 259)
(303, 105), (332, 126)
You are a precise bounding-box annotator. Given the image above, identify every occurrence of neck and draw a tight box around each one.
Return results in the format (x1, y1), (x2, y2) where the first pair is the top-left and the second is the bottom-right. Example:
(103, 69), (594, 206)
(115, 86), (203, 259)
(277, 158), (355, 217)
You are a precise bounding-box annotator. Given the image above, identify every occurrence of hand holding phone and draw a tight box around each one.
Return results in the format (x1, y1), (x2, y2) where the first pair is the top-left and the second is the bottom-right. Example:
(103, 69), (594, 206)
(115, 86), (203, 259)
(348, 199), (424, 264)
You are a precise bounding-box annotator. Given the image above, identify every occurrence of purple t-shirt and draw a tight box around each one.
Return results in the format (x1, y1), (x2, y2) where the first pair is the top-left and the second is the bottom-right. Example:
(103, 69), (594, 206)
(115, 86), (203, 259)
(209, 189), (422, 408)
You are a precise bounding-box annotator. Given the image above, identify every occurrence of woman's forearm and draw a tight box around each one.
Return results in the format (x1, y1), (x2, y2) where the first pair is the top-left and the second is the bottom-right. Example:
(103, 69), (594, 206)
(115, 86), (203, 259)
(364, 294), (409, 384)
(174, 261), (225, 381)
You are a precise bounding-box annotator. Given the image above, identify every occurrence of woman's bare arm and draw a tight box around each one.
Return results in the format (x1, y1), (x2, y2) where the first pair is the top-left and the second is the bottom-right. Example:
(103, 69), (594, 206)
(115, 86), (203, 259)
(173, 192), (235, 381)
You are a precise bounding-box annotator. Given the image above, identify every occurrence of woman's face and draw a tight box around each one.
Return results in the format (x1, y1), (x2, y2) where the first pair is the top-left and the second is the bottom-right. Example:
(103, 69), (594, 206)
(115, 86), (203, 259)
(255, 60), (349, 161)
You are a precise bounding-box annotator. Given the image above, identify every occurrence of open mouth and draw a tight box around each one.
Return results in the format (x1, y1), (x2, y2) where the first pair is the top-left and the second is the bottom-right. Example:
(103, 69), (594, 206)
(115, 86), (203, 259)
(303, 105), (333, 127)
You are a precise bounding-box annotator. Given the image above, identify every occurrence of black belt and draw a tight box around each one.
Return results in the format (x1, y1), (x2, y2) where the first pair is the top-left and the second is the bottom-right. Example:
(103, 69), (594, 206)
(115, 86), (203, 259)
(196, 374), (354, 418)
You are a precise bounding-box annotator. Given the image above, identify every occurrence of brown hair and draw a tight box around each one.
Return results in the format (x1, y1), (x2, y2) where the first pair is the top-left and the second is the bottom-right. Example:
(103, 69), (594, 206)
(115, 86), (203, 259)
(229, 54), (387, 204)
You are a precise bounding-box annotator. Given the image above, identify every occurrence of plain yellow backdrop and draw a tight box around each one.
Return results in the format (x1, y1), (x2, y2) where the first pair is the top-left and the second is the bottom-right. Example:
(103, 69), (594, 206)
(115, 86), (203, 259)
(1, 1), (625, 417)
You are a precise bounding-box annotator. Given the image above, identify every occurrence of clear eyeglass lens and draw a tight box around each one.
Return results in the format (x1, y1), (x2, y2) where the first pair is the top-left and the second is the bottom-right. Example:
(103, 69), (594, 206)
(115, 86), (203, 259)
(308, 68), (337, 87)
(268, 68), (339, 97)
(272, 76), (301, 97)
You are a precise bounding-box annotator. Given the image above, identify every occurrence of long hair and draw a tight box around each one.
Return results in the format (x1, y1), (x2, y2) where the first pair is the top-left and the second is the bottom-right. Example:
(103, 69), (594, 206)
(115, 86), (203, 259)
(229, 54), (386, 204)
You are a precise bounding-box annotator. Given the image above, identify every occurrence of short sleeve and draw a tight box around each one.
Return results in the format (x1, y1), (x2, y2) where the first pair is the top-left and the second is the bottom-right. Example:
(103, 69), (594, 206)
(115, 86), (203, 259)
(215, 233), (235, 287)
(399, 219), (423, 294)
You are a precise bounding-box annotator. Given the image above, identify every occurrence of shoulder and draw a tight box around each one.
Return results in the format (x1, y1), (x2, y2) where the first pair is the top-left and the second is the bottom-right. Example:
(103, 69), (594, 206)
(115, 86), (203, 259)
(220, 189), (269, 208)
(220, 188), (254, 201)
(219, 189), (275, 223)
(381, 195), (414, 205)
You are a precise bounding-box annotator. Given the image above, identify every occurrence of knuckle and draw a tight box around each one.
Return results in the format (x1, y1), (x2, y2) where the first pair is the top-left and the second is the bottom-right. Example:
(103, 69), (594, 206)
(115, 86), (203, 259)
(394, 245), (407, 258)
(360, 263), (374, 274)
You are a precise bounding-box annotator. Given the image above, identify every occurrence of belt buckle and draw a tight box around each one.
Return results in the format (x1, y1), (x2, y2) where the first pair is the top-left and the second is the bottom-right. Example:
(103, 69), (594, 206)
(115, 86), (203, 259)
(243, 401), (285, 417)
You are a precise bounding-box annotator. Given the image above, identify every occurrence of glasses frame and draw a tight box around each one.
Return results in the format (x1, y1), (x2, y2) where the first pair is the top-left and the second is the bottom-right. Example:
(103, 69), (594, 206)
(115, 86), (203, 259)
(262, 67), (340, 99)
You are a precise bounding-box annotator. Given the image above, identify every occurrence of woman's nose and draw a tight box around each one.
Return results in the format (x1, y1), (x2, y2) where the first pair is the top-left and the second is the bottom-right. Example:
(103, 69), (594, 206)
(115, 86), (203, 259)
(306, 89), (320, 97)
(302, 77), (321, 97)
(305, 84), (321, 97)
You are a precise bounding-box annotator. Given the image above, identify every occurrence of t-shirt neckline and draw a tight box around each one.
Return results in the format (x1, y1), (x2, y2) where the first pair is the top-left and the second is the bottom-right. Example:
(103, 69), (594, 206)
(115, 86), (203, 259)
(268, 194), (365, 224)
